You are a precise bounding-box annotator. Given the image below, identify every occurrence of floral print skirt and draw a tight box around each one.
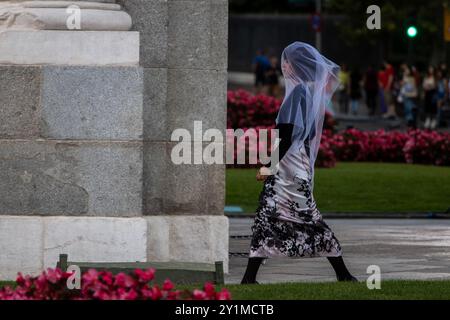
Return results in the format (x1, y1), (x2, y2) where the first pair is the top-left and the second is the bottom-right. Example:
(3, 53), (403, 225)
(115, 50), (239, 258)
(249, 174), (342, 259)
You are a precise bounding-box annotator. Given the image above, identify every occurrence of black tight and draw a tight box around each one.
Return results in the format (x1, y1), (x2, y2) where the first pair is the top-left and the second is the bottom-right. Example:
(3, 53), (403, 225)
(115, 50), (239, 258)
(326, 256), (356, 281)
(241, 258), (264, 284)
(241, 256), (356, 284)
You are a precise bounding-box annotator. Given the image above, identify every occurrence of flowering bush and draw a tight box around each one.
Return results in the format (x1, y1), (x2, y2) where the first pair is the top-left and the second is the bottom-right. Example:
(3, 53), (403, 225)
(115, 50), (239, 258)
(0, 268), (231, 300)
(227, 90), (450, 168)
(403, 129), (450, 166)
(226, 127), (277, 169)
(227, 89), (336, 131)
(227, 90), (280, 129)
(227, 90), (335, 168)
(328, 129), (409, 163)
(316, 130), (337, 168)
(364, 130), (409, 163)
(329, 128), (367, 162)
(328, 129), (450, 166)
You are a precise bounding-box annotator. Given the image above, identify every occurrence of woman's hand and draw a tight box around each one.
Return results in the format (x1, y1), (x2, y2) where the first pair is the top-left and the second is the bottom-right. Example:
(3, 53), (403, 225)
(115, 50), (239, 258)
(256, 167), (272, 181)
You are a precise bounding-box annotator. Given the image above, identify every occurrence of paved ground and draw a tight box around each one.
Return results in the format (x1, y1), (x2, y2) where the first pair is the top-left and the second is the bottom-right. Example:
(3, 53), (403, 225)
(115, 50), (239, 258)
(226, 218), (450, 284)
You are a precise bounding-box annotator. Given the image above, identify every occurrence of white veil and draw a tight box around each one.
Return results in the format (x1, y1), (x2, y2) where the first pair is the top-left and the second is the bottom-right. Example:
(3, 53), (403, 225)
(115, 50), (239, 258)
(276, 42), (340, 180)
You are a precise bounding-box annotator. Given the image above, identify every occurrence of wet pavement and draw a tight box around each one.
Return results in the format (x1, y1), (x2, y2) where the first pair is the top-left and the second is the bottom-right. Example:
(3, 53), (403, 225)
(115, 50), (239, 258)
(226, 218), (450, 284)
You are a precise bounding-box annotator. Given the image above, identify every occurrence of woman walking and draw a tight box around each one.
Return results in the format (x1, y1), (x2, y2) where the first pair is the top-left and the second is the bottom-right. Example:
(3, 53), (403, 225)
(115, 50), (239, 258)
(349, 67), (362, 115)
(422, 66), (437, 129)
(399, 65), (418, 128)
(364, 65), (379, 116)
(241, 42), (357, 284)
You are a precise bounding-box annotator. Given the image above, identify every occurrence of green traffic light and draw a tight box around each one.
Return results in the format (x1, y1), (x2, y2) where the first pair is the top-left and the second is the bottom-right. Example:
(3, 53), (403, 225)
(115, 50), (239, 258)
(407, 26), (418, 38)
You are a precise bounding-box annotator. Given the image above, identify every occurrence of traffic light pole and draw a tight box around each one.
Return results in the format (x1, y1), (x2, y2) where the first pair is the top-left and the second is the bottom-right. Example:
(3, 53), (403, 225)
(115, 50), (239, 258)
(408, 37), (414, 65)
(315, 0), (322, 51)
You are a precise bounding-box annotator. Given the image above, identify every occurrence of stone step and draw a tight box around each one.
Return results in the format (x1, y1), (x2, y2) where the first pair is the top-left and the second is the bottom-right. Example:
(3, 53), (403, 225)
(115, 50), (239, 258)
(0, 31), (139, 66)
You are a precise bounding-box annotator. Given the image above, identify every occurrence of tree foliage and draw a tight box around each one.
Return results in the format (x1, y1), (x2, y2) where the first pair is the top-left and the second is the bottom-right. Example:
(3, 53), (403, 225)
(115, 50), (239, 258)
(229, 0), (450, 65)
(230, 0), (316, 13)
(327, 0), (448, 64)
(328, 0), (443, 42)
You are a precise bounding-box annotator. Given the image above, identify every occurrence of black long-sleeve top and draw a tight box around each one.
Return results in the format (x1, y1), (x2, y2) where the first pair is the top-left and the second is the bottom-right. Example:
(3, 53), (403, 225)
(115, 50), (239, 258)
(265, 84), (315, 170)
(265, 123), (293, 169)
(266, 124), (313, 169)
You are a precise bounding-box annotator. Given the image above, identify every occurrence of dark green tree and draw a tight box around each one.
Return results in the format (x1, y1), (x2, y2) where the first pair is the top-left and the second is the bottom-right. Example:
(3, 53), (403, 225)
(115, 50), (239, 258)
(327, 0), (449, 65)
(230, 0), (316, 13)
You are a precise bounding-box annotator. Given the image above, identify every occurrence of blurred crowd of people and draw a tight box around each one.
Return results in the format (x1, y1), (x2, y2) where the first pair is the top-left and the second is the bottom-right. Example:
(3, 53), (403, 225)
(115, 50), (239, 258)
(252, 49), (282, 97)
(251, 49), (450, 129)
(337, 61), (450, 129)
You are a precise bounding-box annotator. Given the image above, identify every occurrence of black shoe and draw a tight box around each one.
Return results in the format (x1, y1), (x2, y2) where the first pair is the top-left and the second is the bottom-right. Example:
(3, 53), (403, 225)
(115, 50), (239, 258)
(338, 275), (358, 282)
(240, 279), (259, 284)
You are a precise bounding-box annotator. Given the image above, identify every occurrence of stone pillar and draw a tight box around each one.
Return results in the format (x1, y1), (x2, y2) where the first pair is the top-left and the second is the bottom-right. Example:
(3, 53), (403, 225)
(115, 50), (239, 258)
(0, 0), (145, 280)
(0, 0), (229, 280)
(118, 0), (229, 270)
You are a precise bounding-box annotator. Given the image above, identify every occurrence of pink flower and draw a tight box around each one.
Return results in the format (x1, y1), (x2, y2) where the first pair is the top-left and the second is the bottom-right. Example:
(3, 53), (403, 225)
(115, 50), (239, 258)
(150, 286), (162, 300)
(114, 273), (135, 288)
(192, 289), (207, 300)
(216, 289), (232, 300)
(82, 269), (100, 283)
(203, 282), (216, 298)
(1, 267), (231, 301)
(45, 268), (64, 284)
(117, 288), (138, 300)
(162, 279), (174, 291)
(134, 268), (155, 283)
(100, 271), (114, 286)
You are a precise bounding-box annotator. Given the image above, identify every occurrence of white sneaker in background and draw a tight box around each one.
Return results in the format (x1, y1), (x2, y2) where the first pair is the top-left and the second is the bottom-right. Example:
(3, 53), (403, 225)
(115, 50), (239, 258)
(430, 118), (437, 129)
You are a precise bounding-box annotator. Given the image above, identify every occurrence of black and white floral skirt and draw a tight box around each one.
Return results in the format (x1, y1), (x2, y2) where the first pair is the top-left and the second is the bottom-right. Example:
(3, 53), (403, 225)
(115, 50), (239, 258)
(249, 174), (342, 259)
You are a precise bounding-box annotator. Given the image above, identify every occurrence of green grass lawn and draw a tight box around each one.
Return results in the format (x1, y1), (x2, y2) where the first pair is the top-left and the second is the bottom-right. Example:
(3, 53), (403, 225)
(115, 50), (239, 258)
(179, 280), (450, 299)
(3, 280), (449, 300)
(226, 162), (450, 213)
(215, 281), (450, 300)
(177, 280), (450, 300)
(0, 281), (14, 288)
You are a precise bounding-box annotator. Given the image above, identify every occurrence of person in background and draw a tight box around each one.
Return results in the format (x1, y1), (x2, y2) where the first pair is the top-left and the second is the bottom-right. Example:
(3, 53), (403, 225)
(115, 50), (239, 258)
(445, 69), (450, 127)
(252, 49), (271, 94)
(378, 64), (387, 115)
(349, 67), (362, 116)
(391, 67), (403, 116)
(399, 65), (418, 128)
(364, 65), (379, 116)
(439, 62), (448, 78)
(338, 64), (350, 114)
(422, 66), (437, 129)
(434, 69), (447, 129)
(380, 61), (396, 118)
(266, 56), (281, 98)
(411, 66), (421, 90)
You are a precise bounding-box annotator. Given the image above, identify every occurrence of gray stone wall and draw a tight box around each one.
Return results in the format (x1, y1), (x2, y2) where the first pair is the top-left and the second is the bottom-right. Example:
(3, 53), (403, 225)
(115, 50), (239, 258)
(0, 1), (229, 219)
(118, 0), (228, 216)
(0, 66), (143, 216)
(0, 1), (230, 278)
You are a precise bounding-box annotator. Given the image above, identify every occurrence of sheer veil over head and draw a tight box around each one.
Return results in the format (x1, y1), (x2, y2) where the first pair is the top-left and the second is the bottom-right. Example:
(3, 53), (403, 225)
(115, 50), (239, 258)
(276, 41), (340, 178)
